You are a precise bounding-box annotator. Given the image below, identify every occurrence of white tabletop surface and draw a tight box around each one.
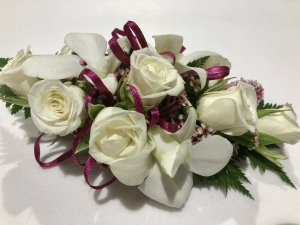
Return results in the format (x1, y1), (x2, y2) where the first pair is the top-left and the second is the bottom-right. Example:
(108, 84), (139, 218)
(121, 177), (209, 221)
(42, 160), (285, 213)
(0, 0), (300, 224)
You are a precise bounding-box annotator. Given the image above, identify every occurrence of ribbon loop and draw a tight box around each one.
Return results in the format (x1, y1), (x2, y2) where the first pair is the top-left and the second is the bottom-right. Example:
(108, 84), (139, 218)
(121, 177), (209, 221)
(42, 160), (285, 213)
(111, 28), (125, 39)
(108, 38), (131, 68)
(205, 66), (230, 80)
(127, 84), (145, 114)
(34, 133), (73, 168)
(84, 156), (117, 190)
(79, 68), (114, 105)
(123, 21), (148, 50)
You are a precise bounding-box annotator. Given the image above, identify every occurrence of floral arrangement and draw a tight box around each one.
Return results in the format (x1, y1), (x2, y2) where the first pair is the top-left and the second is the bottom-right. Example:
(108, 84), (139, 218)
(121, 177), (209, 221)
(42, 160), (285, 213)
(0, 21), (299, 208)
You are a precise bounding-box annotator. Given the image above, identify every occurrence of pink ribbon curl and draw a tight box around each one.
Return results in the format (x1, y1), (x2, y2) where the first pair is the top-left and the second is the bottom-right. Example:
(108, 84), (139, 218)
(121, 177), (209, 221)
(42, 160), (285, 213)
(79, 68), (114, 105)
(84, 156), (117, 190)
(34, 133), (73, 168)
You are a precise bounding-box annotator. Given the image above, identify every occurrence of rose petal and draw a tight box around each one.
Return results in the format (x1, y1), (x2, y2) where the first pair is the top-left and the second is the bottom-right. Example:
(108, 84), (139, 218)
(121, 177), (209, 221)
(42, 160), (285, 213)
(185, 135), (233, 176)
(138, 161), (193, 208)
(22, 55), (83, 79)
(109, 142), (154, 186)
(64, 33), (107, 70)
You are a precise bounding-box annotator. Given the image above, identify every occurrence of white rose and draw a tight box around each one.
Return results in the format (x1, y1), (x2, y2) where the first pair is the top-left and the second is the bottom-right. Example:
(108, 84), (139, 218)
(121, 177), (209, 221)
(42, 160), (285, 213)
(0, 47), (38, 96)
(256, 103), (300, 144)
(28, 80), (86, 136)
(89, 107), (154, 186)
(126, 48), (185, 106)
(197, 81), (258, 136)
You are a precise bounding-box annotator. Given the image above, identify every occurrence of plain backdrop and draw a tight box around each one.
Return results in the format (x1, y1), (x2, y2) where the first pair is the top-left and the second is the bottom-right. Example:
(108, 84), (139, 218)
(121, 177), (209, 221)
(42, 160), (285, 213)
(0, 1), (300, 225)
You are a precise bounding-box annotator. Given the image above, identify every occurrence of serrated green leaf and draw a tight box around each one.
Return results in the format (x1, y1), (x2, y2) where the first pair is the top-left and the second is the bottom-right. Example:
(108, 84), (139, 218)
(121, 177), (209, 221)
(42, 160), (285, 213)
(24, 107), (31, 119)
(5, 102), (12, 107)
(239, 146), (296, 189)
(88, 103), (105, 120)
(257, 100), (283, 110)
(0, 58), (10, 71)
(11, 104), (23, 115)
(0, 84), (17, 97)
(259, 132), (285, 145)
(196, 160), (254, 200)
(187, 56), (210, 68)
(75, 132), (90, 153)
(257, 109), (288, 118)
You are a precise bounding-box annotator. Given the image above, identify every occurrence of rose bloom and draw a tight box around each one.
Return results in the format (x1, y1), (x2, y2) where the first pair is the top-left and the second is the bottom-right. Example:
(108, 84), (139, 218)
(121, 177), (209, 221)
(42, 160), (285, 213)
(256, 103), (300, 144)
(197, 81), (258, 136)
(0, 47), (38, 96)
(126, 48), (184, 106)
(28, 80), (86, 136)
(89, 107), (154, 186)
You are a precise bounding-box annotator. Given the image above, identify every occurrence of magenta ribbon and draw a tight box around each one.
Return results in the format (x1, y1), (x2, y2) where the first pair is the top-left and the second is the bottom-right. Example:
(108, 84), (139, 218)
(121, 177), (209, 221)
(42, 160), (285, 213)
(147, 106), (179, 133)
(180, 46), (186, 53)
(205, 66), (230, 80)
(160, 51), (176, 65)
(84, 156), (117, 190)
(85, 88), (97, 111)
(34, 133), (73, 168)
(123, 21), (148, 50)
(127, 84), (144, 114)
(111, 28), (125, 39)
(79, 68), (114, 105)
(72, 120), (93, 166)
(108, 38), (131, 68)
(108, 21), (149, 68)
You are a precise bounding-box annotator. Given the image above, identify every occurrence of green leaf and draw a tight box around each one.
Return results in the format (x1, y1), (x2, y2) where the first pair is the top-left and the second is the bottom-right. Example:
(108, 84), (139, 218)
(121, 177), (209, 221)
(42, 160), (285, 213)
(0, 84), (17, 97)
(257, 99), (283, 110)
(255, 145), (286, 168)
(48, 135), (61, 146)
(75, 132), (90, 153)
(218, 131), (258, 149)
(5, 102), (12, 107)
(0, 96), (29, 107)
(259, 132), (285, 145)
(114, 101), (128, 110)
(88, 103), (105, 120)
(257, 109), (288, 118)
(0, 58), (10, 71)
(196, 160), (254, 200)
(187, 56), (210, 68)
(11, 104), (23, 115)
(120, 81), (135, 109)
(75, 79), (92, 94)
(240, 146), (296, 189)
(24, 107), (31, 119)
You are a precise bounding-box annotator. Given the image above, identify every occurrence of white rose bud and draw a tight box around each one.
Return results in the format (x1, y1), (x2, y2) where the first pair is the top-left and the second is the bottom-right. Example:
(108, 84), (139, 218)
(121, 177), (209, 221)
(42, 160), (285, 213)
(28, 80), (86, 136)
(256, 103), (300, 144)
(89, 107), (154, 186)
(0, 47), (38, 96)
(197, 82), (258, 136)
(126, 48), (185, 106)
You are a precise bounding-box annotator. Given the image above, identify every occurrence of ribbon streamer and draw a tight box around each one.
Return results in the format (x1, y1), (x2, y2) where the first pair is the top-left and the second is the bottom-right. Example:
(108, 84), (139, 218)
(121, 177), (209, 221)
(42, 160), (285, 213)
(123, 21), (148, 50)
(111, 28), (125, 39)
(108, 38), (131, 68)
(205, 66), (230, 80)
(84, 156), (117, 190)
(127, 84), (145, 114)
(85, 88), (97, 111)
(34, 133), (73, 168)
(79, 68), (114, 105)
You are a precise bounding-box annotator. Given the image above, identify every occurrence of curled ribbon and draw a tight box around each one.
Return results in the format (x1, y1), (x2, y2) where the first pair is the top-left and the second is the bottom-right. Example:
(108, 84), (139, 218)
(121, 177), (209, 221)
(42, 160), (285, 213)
(34, 133), (73, 168)
(84, 156), (117, 190)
